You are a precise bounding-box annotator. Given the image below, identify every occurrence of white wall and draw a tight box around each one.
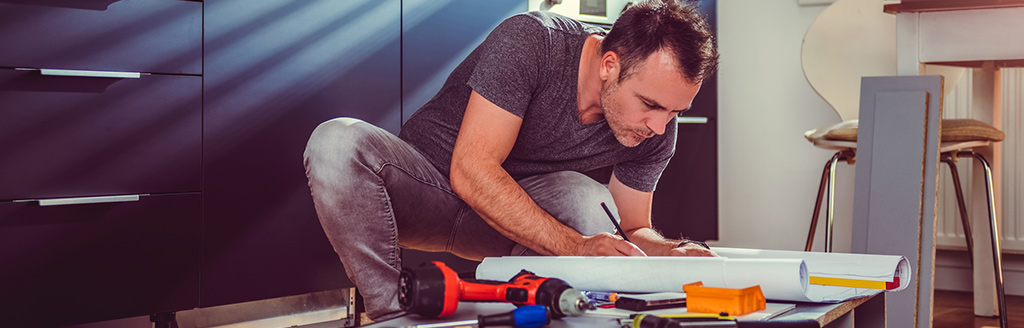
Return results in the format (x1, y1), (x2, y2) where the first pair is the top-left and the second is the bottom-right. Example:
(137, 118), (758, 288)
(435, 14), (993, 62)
(711, 0), (1024, 297)
(712, 1), (857, 252)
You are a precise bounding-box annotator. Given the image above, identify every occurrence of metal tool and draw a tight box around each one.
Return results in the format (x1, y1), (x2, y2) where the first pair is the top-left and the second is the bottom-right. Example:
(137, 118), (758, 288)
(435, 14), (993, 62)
(403, 305), (550, 328)
(619, 313), (820, 328)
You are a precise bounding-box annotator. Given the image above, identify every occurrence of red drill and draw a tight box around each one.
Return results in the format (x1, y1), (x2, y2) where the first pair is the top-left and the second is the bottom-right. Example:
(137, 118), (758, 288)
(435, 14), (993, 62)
(398, 261), (594, 318)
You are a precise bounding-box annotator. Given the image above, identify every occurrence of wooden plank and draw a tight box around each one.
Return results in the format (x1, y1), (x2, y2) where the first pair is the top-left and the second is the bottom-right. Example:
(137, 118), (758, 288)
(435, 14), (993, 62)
(851, 75), (943, 328)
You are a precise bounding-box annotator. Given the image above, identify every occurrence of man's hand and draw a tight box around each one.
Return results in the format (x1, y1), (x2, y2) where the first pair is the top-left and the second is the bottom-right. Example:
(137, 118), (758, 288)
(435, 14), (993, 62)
(576, 232), (647, 256)
(667, 243), (718, 257)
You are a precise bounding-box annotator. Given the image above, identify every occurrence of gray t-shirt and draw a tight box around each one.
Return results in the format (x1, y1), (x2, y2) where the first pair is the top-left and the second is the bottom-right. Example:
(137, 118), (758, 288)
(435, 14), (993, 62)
(399, 11), (676, 192)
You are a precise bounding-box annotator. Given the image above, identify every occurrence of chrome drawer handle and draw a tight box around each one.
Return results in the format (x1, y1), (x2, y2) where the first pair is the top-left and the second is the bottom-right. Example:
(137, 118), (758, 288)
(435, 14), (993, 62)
(676, 116), (709, 124)
(38, 68), (141, 79)
(36, 195), (141, 206)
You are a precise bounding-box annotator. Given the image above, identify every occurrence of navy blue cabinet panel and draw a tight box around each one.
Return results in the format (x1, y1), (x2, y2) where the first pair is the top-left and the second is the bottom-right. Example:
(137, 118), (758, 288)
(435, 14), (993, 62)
(0, 0), (201, 75)
(0, 69), (201, 200)
(0, 193), (201, 327)
(202, 0), (401, 307)
(401, 0), (526, 123)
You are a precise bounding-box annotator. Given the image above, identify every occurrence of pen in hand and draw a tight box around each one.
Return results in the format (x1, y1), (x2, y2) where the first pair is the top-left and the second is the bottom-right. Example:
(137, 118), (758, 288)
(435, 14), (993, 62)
(600, 202), (631, 243)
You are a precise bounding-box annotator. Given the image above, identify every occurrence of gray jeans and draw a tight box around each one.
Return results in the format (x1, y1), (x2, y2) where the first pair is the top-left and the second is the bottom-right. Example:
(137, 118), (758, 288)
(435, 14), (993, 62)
(303, 117), (617, 320)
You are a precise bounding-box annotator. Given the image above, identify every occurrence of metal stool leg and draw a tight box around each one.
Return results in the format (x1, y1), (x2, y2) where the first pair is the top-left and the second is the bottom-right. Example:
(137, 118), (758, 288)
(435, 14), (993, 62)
(962, 151), (1007, 328)
(806, 154), (835, 252)
(941, 153), (975, 265)
(806, 150), (853, 253)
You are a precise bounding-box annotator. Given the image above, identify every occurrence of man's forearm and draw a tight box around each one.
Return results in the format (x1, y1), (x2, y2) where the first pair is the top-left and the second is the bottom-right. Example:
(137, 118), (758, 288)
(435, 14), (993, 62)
(627, 227), (716, 257)
(450, 160), (583, 256)
(626, 227), (679, 256)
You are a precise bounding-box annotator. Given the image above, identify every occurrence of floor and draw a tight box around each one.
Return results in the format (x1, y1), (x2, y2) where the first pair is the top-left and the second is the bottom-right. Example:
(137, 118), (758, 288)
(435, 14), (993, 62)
(934, 290), (1021, 328)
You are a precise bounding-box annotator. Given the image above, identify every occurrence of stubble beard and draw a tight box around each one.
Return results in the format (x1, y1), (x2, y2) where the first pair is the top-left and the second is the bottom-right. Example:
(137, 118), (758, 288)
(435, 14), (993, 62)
(600, 81), (648, 147)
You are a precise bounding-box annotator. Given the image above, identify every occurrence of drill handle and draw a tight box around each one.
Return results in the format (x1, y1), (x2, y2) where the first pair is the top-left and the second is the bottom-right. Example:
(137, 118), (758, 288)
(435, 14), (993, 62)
(460, 279), (529, 303)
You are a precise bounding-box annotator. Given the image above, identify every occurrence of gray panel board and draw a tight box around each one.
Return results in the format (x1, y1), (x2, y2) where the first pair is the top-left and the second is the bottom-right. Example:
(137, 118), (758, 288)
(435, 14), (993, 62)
(851, 75), (943, 328)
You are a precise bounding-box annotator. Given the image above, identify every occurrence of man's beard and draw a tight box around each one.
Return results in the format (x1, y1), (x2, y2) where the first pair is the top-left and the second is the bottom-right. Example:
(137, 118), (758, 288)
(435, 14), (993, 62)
(600, 81), (653, 147)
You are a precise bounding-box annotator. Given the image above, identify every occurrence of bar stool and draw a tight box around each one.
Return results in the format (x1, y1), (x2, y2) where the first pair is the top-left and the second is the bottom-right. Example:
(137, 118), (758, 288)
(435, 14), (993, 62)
(802, 118), (1007, 327)
(801, 0), (1009, 325)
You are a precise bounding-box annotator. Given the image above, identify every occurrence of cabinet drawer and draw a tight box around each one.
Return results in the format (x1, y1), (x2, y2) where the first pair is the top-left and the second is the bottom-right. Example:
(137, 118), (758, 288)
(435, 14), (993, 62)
(0, 69), (201, 200)
(0, 0), (201, 75)
(0, 192), (200, 327)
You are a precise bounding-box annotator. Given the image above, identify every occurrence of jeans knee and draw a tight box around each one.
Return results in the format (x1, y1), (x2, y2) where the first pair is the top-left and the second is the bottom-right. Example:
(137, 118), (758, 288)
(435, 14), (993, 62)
(304, 117), (381, 184)
(552, 171), (613, 204)
(307, 117), (368, 157)
(522, 171), (616, 236)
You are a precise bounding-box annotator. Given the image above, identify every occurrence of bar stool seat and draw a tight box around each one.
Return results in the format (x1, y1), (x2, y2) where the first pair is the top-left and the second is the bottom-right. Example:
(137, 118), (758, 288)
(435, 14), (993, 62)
(805, 118), (1004, 152)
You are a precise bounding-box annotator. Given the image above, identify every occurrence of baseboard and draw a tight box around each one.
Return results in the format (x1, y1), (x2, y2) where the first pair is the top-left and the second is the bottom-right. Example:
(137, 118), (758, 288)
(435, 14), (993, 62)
(934, 249), (1024, 296)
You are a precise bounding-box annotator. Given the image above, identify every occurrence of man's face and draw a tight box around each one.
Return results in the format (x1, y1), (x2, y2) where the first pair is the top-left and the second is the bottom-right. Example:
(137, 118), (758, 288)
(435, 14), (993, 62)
(599, 50), (703, 147)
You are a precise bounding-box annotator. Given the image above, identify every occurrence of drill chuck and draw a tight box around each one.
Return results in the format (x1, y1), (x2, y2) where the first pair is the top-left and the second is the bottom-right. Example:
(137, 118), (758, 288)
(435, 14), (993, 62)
(555, 288), (596, 317)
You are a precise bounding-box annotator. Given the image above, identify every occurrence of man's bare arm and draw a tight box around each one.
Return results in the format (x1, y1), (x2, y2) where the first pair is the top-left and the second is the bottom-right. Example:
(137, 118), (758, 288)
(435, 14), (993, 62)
(450, 91), (643, 256)
(608, 172), (716, 257)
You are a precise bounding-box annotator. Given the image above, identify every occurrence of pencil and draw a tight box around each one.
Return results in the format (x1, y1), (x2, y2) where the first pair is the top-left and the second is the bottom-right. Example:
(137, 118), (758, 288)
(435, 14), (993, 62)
(601, 202), (631, 243)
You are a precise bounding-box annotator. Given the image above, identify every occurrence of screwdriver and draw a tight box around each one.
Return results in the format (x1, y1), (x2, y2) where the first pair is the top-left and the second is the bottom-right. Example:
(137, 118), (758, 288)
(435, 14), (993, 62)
(404, 305), (551, 328)
(622, 313), (737, 328)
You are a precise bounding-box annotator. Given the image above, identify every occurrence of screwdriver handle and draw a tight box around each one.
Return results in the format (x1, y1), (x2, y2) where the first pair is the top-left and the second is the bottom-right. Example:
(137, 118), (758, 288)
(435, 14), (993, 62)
(478, 305), (550, 328)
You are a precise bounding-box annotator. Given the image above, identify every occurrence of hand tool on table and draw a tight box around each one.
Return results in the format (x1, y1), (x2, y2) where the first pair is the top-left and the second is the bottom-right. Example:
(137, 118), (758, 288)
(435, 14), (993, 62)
(399, 261), (595, 318)
(402, 305), (550, 328)
(620, 313), (819, 328)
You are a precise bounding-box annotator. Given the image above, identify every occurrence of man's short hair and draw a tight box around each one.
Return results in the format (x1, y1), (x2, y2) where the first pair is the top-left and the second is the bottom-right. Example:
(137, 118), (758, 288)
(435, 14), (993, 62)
(601, 0), (719, 84)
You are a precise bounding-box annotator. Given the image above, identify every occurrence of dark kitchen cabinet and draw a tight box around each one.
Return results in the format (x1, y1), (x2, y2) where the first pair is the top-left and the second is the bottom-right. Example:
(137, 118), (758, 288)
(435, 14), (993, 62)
(0, 0), (203, 326)
(0, 0), (202, 75)
(0, 194), (201, 327)
(201, 0), (401, 307)
(0, 70), (202, 200)
(2, 1), (732, 326)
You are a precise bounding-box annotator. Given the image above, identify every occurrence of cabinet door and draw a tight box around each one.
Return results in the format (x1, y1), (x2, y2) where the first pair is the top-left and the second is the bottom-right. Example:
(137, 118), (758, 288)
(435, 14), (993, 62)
(0, 0), (201, 75)
(0, 70), (202, 200)
(0, 193), (201, 327)
(401, 0), (527, 123)
(400, 0), (526, 273)
(202, 0), (401, 307)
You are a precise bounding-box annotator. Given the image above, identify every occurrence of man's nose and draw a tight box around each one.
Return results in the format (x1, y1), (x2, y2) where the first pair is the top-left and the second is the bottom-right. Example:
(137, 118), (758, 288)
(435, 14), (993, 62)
(646, 113), (672, 135)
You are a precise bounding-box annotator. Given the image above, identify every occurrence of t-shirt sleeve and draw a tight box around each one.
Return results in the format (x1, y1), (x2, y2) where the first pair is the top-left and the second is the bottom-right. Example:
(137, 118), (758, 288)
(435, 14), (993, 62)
(467, 14), (548, 118)
(613, 122), (677, 192)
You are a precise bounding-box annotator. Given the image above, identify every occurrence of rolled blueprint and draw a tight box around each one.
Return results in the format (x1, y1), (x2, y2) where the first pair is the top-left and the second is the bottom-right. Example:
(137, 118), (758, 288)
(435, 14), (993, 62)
(713, 247), (911, 302)
(476, 256), (812, 302)
(476, 247), (910, 303)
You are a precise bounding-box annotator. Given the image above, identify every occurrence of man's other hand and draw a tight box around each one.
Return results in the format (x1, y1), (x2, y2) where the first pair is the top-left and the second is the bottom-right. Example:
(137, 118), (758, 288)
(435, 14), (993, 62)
(668, 243), (718, 257)
(576, 232), (647, 256)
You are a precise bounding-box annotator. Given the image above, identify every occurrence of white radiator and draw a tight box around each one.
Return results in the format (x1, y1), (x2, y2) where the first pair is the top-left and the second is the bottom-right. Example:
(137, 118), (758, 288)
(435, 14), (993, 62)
(936, 68), (1024, 253)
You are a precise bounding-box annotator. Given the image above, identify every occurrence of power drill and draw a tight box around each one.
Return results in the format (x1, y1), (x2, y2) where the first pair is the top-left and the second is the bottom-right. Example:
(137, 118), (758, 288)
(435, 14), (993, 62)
(398, 261), (595, 318)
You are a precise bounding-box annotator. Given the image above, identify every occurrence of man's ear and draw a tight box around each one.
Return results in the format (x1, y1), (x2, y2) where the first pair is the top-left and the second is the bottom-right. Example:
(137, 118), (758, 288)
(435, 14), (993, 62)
(599, 51), (620, 82)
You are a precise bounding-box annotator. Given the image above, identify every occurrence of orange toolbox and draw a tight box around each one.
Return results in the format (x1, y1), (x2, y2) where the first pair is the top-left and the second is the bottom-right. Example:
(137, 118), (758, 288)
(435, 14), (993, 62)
(683, 281), (766, 316)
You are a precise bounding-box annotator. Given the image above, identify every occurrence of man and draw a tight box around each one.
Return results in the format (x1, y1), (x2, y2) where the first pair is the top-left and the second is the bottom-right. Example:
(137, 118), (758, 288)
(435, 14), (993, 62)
(304, 0), (719, 320)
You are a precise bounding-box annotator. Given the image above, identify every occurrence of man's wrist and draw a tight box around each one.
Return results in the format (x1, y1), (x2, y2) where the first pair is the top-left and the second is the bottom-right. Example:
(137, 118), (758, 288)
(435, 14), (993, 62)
(676, 239), (710, 250)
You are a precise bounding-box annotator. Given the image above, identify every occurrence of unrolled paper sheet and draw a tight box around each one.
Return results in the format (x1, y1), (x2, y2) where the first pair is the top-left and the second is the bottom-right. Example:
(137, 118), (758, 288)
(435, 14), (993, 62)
(475, 247), (909, 303)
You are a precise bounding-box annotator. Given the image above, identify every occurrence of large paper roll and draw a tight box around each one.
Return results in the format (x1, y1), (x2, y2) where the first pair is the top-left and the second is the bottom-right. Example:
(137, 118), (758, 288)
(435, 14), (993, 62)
(476, 247), (909, 303)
